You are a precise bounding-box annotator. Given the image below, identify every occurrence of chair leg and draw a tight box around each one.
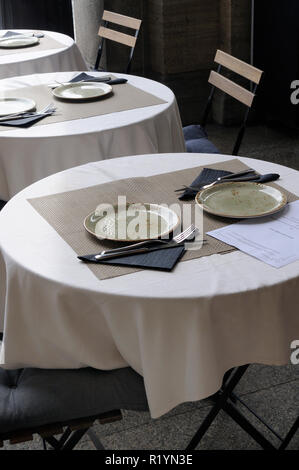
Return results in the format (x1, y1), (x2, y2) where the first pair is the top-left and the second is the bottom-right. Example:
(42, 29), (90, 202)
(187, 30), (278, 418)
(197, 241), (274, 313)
(279, 416), (299, 450)
(222, 400), (276, 450)
(87, 428), (106, 450)
(61, 428), (90, 451)
(41, 426), (88, 451)
(186, 365), (249, 450)
(187, 363), (295, 450)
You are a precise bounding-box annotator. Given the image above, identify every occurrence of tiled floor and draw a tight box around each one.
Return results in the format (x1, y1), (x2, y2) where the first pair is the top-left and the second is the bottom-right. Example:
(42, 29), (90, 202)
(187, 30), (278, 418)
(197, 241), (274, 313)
(208, 123), (299, 171)
(1, 125), (299, 450)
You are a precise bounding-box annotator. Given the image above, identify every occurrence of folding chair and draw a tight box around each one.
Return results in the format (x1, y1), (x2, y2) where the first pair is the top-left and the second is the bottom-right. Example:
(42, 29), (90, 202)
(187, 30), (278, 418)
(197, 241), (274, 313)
(94, 10), (142, 74)
(186, 365), (299, 450)
(183, 50), (263, 155)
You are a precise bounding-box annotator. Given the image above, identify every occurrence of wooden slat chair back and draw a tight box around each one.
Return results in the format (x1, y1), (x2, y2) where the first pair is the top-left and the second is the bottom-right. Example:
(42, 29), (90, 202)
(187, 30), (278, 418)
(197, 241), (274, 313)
(95, 10), (142, 73)
(203, 50), (263, 155)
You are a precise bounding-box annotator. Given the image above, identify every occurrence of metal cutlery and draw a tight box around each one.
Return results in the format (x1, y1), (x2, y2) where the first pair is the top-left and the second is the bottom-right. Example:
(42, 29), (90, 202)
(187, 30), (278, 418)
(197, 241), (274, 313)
(73, 78), (127, 85)
(177, 174), (259, 193)
(72, 77), (112, 83)
(49, 77), (127, 89)
(176, 173), (280, 193)
(0, 103), (57, 122)
(90, 224), (201, 261)
(0, 33), (35, 42)
(0, 32), (43, 41)
(253, 173), (280, 184)
(48, 77), (111, 89)
(106, 78), (128, 85)
(0, 35), (29, 42)
(0, 111), (56, 121)
(175, 169), (257, 193)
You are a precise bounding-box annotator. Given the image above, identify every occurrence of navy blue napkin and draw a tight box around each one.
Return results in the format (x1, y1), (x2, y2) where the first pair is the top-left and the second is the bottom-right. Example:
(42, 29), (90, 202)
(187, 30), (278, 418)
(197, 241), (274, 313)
(178, 168), (233, 200)
(78, 245), (185, 272)
(70, 73), (100, 83)
(0, 114), (49, 128)
(2, 31), (23, 38)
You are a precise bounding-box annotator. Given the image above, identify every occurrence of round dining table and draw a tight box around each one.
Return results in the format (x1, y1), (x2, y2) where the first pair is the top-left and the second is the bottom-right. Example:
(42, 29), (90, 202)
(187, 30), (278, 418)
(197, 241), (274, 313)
(0, 152), (298, 419)
(0, 30), (87, 80)
(0, 71), (185, 201)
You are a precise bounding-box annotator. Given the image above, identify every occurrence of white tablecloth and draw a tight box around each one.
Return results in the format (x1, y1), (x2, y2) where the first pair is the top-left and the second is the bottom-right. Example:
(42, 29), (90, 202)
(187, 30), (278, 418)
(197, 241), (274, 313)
(0, 30), (87, 80)
(0, 153), (298, 418)
(0, 72), (185, 201)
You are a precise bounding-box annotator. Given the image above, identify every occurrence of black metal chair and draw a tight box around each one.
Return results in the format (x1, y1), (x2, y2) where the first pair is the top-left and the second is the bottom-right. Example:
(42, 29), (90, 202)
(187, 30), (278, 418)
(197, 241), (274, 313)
(183, 50), (263, 156)
(94, 10), (142, 74)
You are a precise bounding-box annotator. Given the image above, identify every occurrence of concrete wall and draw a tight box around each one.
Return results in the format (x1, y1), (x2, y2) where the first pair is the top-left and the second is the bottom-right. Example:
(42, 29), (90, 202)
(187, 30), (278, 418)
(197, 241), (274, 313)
(72, 0), (104, 68)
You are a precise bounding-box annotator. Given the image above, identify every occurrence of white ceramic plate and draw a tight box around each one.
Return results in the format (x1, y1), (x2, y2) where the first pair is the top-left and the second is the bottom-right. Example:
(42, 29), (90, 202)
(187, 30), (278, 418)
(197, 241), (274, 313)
(0, 36), (39, 48)
(0, 97), (36, 117)
(52, 82), (112, 101)
(195, 181), (287, 219)
(84, 203), (180, 241)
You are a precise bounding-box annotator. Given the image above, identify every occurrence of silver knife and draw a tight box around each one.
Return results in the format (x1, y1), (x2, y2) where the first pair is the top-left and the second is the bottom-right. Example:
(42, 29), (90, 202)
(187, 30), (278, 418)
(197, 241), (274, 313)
(48, 76), (112, 89)
(83, 238), (206, 261)
(93, 241), (185, 260)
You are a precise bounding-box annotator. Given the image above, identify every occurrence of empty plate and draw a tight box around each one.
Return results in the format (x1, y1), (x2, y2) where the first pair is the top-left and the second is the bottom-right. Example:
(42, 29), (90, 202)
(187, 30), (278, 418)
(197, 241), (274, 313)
(0, 36), (39, 48)
(195, 181), (287, 218)
(0, 97), (36, 117)
(52, 82), (112, 101)
(84, 203), (180, 241)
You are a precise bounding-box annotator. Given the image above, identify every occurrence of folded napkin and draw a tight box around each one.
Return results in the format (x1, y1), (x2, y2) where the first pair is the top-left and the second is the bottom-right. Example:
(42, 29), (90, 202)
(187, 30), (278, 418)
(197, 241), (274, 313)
(0, 114), (49, 128)
(69, 73), (127, 86)
(78, 245), (185, 272)
(178, 168), (233, 200)
(2, 31), (23, 38)
(70, 73), (101, 83)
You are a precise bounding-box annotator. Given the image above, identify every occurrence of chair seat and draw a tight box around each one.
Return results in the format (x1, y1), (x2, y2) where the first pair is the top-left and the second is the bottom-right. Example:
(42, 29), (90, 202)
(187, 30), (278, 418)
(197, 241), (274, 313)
(0, 367), (148, 433)
(183, 124), (208, 141)
(183, 125), (219, 154)
(185, 138), (220, 154)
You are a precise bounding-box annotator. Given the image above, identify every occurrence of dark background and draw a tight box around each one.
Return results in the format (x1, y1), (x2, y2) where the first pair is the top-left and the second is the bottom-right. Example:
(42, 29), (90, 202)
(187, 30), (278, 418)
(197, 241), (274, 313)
(0, 0), (74, 37)
(254, 0), (299, 129)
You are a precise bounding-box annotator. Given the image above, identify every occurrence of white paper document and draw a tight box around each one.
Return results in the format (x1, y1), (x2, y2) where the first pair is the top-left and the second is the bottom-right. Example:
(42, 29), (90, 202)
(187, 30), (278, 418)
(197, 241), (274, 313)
(207, 200), (299, 268)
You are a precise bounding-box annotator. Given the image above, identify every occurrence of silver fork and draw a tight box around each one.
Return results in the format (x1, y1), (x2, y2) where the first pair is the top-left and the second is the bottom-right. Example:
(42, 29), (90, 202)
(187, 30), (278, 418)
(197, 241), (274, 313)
(95, 224), (200, 260)
(0, 103), (56, 122)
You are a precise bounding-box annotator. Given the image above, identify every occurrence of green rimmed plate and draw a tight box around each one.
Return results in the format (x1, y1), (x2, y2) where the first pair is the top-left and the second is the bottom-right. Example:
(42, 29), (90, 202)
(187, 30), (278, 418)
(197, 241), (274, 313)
(84, 203), (180, 241)
(195, 181), (287, 219)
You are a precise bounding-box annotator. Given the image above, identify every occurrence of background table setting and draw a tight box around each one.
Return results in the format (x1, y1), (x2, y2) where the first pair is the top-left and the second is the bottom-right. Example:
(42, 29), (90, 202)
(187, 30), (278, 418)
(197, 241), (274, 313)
(0, 29), (87, 80)
(0, 71), (185, 201)
(0, 151), (298, 419)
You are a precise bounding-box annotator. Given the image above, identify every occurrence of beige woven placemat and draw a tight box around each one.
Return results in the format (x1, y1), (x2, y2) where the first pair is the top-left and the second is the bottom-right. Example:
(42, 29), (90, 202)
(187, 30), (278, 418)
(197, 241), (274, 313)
(0, 82), (166, 131)
(0, 34), (66, 56)
(28, 159), (299, 280)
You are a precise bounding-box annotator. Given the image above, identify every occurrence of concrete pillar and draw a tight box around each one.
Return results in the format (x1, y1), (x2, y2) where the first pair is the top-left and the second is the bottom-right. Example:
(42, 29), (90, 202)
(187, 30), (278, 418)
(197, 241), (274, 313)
(72, 0), (104, 68)
(146, 0), (220, 125)
(213, 0), (252, 124)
